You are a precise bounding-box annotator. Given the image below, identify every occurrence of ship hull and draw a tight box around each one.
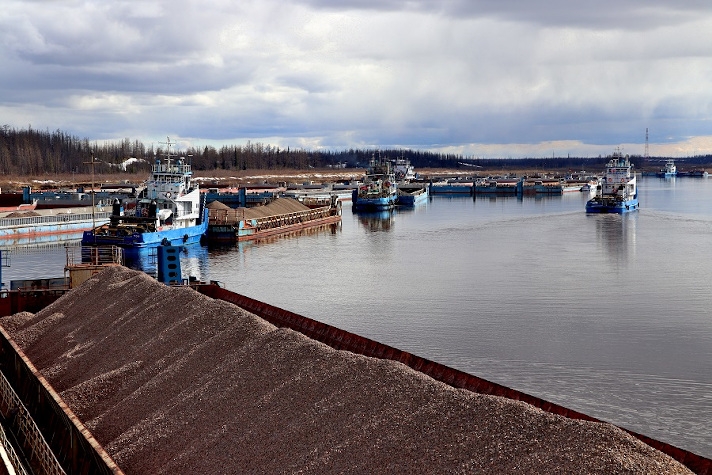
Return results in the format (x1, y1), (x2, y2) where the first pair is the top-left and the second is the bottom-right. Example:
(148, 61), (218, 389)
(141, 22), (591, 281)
(352, 190), (397, 211)
(396, 187), (428, 207)
(585, 198), (639, 214)
(81, 209), (208, 252)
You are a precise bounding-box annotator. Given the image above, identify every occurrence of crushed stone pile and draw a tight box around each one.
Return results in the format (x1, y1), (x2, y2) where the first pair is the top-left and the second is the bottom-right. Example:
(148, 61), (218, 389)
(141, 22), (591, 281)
(3, 210), (41, 218)
(208, 197), (312, 224)
(0, 267), (693, 474)
(205, 200), (231, 210)
(240, 197), (311, 219)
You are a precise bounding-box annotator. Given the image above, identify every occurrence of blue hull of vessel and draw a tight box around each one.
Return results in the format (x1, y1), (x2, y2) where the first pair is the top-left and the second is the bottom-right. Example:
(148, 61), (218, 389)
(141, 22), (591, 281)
(585, 198), (639, 214)
(430, 184), (474, 195)
(352, 199), (396, 211)
(352, 190), (397, 211)
(396, 189), (428, 207)
(81, 209), (208, 252)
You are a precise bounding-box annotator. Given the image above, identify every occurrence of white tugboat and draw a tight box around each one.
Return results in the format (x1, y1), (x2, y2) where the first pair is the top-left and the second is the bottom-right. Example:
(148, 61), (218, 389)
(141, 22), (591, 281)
(586, 149), (639, 214)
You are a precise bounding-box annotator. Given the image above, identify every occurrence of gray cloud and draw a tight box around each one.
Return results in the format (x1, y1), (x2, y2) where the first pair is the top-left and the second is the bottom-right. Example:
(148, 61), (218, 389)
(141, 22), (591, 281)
(1, 0), (712, 157)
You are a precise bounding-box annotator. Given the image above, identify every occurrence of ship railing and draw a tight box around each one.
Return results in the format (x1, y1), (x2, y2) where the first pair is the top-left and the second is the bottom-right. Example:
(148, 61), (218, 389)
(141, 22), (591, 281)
(0, 423), (29, 475)
(254, 207), (334, 231)
(0, 370), (64, 475)
(66, 245), (124, 267)
(208, 206), (335, 229)
(0, 211), (112, 228)
(152, 163), (192, 175)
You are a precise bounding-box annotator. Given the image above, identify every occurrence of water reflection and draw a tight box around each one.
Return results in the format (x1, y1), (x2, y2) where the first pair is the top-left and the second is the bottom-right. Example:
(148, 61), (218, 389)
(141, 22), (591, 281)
(207, 222), (342, 256)
(591, 213), (638, 263)
(355, 210), (395, 232)
(123, 243), (210, 282)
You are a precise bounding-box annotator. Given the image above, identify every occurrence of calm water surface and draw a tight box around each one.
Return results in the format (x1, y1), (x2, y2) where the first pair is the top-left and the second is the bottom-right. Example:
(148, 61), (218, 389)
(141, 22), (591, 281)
(3, 176), (712, 458)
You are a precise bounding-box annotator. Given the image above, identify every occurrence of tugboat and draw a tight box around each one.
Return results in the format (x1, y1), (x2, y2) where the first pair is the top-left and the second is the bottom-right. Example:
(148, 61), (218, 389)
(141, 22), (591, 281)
(657, 158), (677, 178)
(81, 137), (208, 253)
(352, 153), (398, 211)
(586, 149), (639, 214)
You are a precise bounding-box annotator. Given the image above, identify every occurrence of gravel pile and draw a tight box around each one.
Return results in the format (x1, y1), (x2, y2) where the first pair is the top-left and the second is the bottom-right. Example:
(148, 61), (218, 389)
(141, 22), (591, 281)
(240, 197), (310, 219)
(0, 267), (693, 474)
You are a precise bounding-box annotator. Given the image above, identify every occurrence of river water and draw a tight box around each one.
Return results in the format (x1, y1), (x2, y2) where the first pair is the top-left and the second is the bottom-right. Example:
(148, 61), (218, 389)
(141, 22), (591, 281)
(3, 175), (711, 459)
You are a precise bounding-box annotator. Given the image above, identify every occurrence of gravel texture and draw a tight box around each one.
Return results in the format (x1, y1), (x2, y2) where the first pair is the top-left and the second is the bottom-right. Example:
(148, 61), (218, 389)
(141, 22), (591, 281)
(0, 267), (693, 474)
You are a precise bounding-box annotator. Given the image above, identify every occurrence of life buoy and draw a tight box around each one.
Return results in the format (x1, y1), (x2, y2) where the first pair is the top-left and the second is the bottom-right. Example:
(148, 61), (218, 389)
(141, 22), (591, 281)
(141, 208), (148, 217)
(607, 177), (612, 182)
(166, 192), (172, 198)
(620, 178), (625, 183)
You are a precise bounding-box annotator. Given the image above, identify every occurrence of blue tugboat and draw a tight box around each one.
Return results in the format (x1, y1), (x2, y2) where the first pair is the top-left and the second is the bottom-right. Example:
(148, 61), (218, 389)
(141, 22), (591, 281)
(586, 149), (639, 214)
(657, 158), (677, 178)
(81, 137), (207, 252)
(352, 153), (398, 211)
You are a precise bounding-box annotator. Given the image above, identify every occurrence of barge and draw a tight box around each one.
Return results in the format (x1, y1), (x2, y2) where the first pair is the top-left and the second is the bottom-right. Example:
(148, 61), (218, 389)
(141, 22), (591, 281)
(396, 184), (429, 206)
(0, 267), (709, 474)
(429, 179), (475, 195)
(473, 178), (518, 195)
(0, 205), (111, 245)
(206, 196), (341, 243)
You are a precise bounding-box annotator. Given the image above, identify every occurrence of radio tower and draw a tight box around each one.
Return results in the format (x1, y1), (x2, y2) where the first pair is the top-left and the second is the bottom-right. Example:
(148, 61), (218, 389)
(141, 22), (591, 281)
(644, 128), (649, 159)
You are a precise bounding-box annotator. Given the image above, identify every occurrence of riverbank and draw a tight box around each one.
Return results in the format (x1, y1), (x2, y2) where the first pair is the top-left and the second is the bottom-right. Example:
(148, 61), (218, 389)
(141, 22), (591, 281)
(2, 161), (710, 192)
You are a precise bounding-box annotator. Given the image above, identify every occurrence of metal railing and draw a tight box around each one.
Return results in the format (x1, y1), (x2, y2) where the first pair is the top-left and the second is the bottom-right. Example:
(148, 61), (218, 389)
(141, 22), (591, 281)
(0, 371), (64, 475)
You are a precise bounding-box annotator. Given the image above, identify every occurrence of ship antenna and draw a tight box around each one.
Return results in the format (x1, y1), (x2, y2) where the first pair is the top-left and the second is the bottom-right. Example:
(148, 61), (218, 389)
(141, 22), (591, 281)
(158, 136), (175, 166)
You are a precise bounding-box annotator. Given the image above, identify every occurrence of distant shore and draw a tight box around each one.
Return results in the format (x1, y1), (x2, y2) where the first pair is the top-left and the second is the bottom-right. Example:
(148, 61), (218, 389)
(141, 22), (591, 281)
(1, 162), (710, 192)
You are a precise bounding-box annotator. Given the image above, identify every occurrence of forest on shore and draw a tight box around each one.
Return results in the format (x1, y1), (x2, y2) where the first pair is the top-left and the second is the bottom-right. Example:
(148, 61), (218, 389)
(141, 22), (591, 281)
(2, 125), (711, 177)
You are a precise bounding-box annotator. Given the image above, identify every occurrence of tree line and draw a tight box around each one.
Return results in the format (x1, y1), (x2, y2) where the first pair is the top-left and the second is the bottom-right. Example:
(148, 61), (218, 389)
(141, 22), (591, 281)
(2, 125), (710, 176)
(0, 126), (467, 175)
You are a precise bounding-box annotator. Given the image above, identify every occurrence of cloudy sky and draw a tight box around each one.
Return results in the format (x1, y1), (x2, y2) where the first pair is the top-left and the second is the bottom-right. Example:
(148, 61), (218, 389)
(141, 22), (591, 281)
(2, 1), (712, 158)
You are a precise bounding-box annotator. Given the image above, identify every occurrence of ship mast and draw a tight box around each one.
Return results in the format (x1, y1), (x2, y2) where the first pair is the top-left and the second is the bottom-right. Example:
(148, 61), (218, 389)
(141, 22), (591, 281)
(644, 128), (649, 161)
(83, 153), (98, 229)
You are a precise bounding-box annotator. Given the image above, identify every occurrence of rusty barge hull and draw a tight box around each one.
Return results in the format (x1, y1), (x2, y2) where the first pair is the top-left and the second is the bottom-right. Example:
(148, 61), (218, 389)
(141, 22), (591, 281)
(208, 216), (341, 242)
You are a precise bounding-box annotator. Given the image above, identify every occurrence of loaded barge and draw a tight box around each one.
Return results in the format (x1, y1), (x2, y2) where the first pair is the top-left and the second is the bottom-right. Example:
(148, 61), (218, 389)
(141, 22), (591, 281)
(0, 264), (708, 474)
(206, 196), (341, 243)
